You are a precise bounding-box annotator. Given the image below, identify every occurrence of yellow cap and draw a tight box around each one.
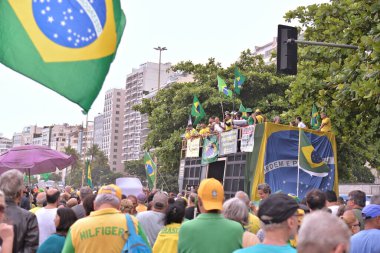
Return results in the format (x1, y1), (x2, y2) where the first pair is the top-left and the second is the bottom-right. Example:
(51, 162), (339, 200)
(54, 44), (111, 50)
(198, 178), (224, 211)
(98, 184), (122, 200)
(255, 109), (261, 113)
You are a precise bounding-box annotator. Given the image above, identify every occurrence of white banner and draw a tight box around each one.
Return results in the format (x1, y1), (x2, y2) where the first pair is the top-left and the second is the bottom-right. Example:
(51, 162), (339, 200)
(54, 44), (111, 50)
(186, 138), (200, 158)
(219, 129), (238, 156)
(241, 125), (255, 152)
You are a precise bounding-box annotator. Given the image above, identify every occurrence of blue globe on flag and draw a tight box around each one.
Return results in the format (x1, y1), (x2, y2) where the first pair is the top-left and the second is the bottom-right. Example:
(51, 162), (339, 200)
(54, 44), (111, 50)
(205, 143), (217, 158)
(145, 162), (154, 176)
(311, 150), (323, 163)
(32, 0), (106, 48)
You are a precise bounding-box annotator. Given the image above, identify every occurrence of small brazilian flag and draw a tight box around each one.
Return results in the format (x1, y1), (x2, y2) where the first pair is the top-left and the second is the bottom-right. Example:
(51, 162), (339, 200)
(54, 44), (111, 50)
(298, 130), (330, 177)
(217, 75), (233, 97)
(311, 104), (321, 130)
(0, 0), (126, 112)
(144, 152), (156, 190)
(85, 160), (93, 188)
(239, 104), (247, 118)
(234, 67), (246, 95)
(191, 95), (206, 125)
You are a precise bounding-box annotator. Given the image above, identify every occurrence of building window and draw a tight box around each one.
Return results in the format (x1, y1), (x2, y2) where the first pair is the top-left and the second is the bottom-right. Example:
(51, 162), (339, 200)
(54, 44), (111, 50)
(114, 149), (117, 152)
(116, 104), (120, 108)
(117, 92), (121, 95)
(113, 155), (117, 159)
(113, 161), (117, 165)
(117, 98), (120, 102)
(116, 111), (120, 115)
(114, 136), (118, 140)
(113, 168), (116, 171)
(115, 130), (118, 133)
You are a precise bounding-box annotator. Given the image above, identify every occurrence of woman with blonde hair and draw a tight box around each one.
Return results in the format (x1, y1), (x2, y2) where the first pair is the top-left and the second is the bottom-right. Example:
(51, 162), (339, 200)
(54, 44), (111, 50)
(340, 209), (360, 235)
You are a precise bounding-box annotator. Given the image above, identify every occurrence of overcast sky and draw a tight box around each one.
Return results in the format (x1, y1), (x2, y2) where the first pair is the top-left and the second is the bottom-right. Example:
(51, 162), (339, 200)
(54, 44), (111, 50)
(0, 0), (328, 138)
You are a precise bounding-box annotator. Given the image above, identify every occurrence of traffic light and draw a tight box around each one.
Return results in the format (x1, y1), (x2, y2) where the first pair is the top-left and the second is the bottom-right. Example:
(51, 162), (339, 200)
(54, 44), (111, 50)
(277, 25), (298, 75)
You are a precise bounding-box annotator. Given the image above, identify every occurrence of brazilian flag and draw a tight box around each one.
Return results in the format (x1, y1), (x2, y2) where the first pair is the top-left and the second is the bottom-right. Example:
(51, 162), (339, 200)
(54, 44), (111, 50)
(191, 95), (206, 125)
(298, 130), (330, 177)
(234, 67), (246, 95)
(144, 152), (156, 190)
(217, 75), (233, 97)
(85, 160), (93, 188)
(0, 0), (126, 112)
(239, 104), (247, 118)
(311, 104), (321, 130)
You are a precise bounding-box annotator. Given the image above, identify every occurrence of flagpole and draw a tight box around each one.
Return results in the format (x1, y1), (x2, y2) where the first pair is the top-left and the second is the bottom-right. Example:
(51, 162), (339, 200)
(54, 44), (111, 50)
(220, 102), (225, 122)
(297, 128), (301, 197)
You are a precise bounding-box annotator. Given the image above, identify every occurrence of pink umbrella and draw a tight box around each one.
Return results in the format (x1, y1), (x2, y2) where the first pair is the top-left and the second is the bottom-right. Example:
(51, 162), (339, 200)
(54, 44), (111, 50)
(0, 145), (75, 175)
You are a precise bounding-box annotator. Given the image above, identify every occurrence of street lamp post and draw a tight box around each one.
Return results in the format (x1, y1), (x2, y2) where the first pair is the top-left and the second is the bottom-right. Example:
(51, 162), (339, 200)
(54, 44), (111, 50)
(154, 46), (167, 91)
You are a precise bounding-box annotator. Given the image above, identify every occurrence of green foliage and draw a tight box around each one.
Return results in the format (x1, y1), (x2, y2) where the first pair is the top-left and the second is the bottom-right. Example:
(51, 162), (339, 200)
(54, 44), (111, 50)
(135, 54), (292, 191)
(124, 159), (146, 181)
(65, 145), (124, 188)
(284, 0), (380, 181)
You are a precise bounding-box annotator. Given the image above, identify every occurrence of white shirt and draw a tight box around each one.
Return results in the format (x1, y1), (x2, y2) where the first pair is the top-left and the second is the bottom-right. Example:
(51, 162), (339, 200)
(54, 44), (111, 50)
(35, 207), (57, 245)
(298, 122), (307, 128)
(214, 123), (224, 133)
(328, 205), (340, 216)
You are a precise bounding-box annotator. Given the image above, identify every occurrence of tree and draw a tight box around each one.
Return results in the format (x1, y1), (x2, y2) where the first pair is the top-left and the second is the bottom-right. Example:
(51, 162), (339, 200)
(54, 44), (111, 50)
(124, 159), (146, 181)
(134, 54), (294, 191)
(64, 146), (82, 188)
(284, 0), (379, 182)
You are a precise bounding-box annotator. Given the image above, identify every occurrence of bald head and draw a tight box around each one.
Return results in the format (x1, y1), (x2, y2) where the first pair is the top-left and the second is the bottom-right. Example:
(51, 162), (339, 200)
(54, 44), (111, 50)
(36, 192), (46, 207)
(46, 188), (60, 204)
(235, 191), (250, 207)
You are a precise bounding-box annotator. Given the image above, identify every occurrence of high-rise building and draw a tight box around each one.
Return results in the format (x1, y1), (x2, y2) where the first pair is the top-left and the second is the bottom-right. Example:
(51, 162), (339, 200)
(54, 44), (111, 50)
(101, 89), (126, 172)
(123, 62), (172, 161)
(93, 113), (104, 148)
(253, 37), (277, 64)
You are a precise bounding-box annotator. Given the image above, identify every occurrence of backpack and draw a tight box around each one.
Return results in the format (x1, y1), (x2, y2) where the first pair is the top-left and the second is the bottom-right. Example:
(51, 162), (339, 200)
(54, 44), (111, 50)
(122, 214), (152, 253)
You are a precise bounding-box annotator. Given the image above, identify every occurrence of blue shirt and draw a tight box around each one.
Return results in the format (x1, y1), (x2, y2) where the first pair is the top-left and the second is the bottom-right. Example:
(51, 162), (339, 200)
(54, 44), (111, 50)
(37, 234), (66, 253)
(350, 229), (380, 253)
(234, 243), (296, 253)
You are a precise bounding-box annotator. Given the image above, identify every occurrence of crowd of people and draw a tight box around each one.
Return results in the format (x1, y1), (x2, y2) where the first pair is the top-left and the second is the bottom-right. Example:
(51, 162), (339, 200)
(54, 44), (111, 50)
(185, 109), (332, 139)
(0, 169), (379, 252)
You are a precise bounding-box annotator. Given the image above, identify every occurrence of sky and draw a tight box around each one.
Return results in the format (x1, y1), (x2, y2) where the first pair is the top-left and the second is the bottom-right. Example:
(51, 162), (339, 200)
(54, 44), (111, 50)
(0, 0), (328, 138)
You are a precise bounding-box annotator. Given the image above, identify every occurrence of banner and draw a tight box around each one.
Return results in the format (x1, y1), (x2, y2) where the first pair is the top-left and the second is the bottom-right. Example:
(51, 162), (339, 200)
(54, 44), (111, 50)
(249, 123), (338, 200)
(241, 125), (255, 152)
(219, 129), (238, 156)
(186, 138), (200, 158)
(202, 135), (219, 164)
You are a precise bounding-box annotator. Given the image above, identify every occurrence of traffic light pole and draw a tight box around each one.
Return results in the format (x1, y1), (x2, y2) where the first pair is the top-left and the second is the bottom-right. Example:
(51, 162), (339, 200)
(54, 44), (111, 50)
(287, 39), (358, 50)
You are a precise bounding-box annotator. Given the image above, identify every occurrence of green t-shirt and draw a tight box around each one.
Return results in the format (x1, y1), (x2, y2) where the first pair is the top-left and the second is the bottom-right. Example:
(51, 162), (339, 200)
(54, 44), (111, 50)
(234, 243), (296, 253)
(178, 213), (243, 253)
(248, 117), (255, 125)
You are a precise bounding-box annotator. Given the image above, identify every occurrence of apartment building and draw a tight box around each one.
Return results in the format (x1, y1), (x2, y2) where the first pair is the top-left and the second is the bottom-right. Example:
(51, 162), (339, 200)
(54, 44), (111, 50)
(252, 37), (277, 64)
(101, 89), (126, 172)
(122, 62), (172, 161)
(0, 135), (12, 154)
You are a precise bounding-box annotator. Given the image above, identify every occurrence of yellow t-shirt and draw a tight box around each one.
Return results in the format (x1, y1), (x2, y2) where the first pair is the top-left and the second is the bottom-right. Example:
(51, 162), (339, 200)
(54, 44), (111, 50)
(185, 129), (198, 139)
(153, 223), (181, 253)
(256, 115), (264, 124)
(62, 208), (140, 253)
(199, 127), (210, 136)
(245, 213), (260, 234)
(29, 206), (42, 214)
(136, 203), (147, 213)
(225, 119), (233, 131)
(321, 117), (331, 132)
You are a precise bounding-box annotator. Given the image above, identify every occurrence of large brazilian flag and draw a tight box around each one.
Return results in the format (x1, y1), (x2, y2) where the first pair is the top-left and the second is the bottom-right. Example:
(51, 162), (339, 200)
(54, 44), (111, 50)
(0, 0), (126, 112)
(247, 123), (338, 200)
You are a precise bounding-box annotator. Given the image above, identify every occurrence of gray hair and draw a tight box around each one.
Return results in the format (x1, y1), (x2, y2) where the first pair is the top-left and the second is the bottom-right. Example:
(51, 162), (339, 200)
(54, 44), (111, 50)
(298, 211), (350, 253)
(235, 191), (250, 207)
(0, 169), (24, 201)
(36, 192), (46, 206)
(79, 186), (93, 200)
(370, 194), (380, 205)
(94, 193), (120, 209)
(222, 197), (248, 226)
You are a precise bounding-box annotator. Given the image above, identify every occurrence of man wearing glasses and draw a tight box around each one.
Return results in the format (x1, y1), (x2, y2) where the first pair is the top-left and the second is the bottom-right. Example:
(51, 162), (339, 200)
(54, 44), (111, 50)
(347, 190), (366, 230)
(350, 204), (380, 253)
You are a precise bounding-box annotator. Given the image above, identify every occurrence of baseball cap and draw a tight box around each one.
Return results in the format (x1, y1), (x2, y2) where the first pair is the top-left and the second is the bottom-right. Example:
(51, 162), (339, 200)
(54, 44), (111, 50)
(98, 184), (122, 200)
(153, 192), (169, 210)
(245, 108), (253, 113)
(255, 109), (261, 113)
(362, 204), (380, 219)
(258, 193), (299, 224)
(197, 178), (224, 211)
